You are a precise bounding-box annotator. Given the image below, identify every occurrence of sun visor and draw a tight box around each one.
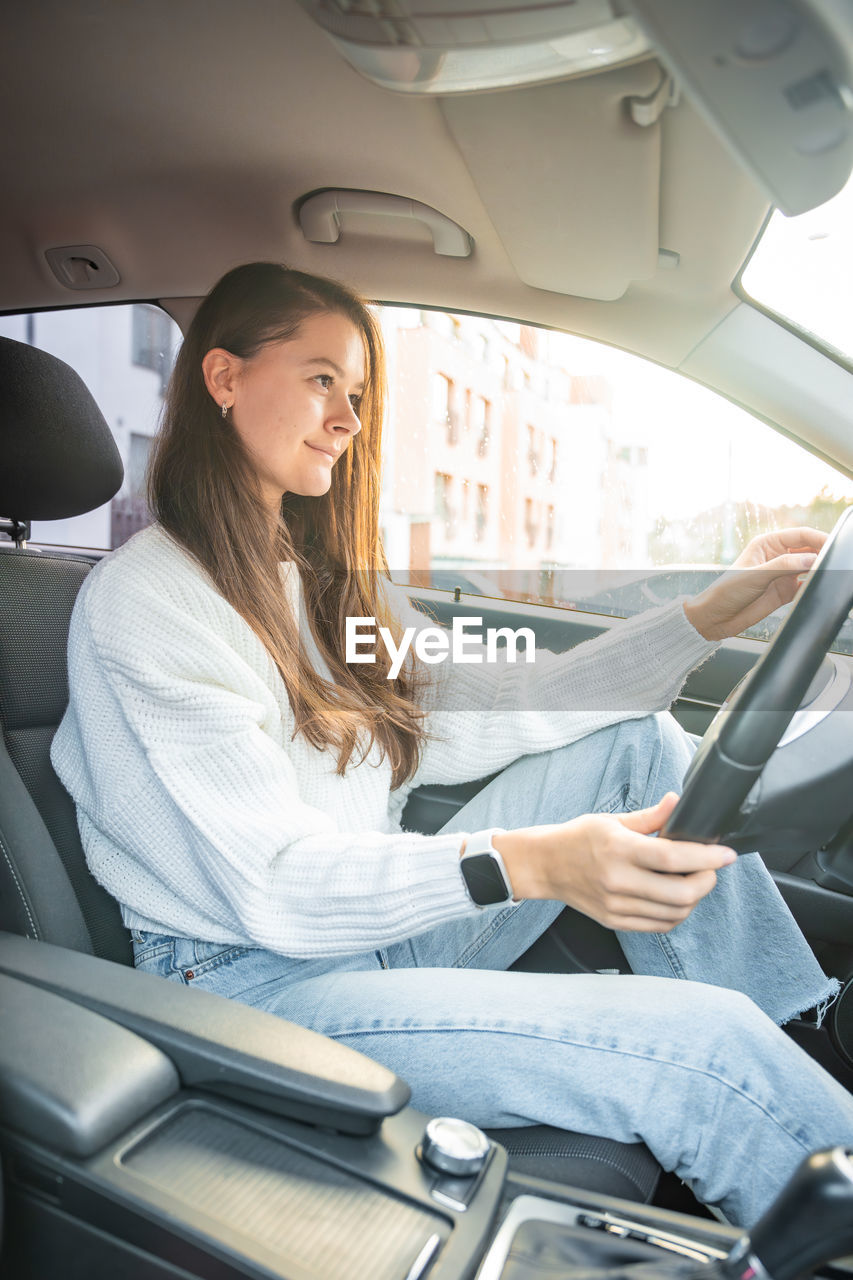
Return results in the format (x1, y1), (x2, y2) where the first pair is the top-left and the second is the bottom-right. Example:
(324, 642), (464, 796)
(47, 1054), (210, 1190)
(442, 60), (664, 301)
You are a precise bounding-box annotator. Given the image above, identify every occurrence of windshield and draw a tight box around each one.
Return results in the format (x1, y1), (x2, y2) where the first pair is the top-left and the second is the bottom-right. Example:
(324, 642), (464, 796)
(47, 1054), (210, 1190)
(741, 170), (853, 361)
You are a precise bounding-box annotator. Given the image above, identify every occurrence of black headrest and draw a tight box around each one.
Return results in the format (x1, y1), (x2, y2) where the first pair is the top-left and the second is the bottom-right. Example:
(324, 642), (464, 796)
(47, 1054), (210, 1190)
(0, 336), (124, 521)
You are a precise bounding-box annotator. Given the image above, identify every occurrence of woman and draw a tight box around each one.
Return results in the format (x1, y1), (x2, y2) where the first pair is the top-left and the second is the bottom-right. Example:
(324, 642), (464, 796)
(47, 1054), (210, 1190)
(51, 261), (853, 1227)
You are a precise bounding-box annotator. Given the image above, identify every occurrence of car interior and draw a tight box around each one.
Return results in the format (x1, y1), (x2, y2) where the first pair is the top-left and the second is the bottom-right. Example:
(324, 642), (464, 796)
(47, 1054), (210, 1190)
(2, 2), (853, 1278)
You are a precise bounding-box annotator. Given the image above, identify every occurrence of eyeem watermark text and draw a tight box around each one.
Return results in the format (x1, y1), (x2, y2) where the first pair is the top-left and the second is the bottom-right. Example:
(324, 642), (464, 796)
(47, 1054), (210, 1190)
(346, 617), (536, 679)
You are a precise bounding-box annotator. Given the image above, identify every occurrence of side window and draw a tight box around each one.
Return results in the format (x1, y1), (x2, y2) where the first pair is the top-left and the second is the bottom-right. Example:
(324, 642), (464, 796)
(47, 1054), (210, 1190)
(0, 304), (181, 551)
(380, 307), (853, 656)
(131, 304), (174, 392)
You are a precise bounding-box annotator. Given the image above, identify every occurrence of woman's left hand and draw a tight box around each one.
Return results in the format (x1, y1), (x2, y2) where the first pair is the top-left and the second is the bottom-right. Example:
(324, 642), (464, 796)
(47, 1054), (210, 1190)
(682, 527), (827, 642)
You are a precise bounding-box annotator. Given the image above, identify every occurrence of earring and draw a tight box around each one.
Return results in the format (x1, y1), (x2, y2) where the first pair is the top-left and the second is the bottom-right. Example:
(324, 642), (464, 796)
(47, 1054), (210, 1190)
(221, 402), (229, 420)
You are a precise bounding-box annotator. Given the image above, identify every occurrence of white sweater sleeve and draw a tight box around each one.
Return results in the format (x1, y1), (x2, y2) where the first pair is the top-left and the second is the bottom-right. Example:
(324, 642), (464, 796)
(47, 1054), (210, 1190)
(396, 590), (718, 787)
(51, 532), (718, 960)
(57, 564), (476, 958)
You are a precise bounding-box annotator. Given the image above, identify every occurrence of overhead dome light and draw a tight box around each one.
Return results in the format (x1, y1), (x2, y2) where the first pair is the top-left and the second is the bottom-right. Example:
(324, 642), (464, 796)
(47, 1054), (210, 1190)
(296, 0), (651, 95)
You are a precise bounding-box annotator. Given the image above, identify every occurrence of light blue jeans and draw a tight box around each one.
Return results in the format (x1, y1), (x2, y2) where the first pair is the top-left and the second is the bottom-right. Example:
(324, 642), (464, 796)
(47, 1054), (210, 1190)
(132, 712), (853, 1227)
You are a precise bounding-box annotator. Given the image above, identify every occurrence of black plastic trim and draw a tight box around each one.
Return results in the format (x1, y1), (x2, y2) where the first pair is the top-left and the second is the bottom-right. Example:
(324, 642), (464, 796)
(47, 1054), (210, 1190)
(0, 932), (410, 1135)
(0, 974), (178, 1157)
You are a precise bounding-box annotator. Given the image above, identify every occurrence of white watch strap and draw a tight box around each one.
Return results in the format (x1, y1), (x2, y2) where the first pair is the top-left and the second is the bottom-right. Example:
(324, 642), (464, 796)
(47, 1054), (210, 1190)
(462, 827), (518, 903)
(463, 827), (507, 858)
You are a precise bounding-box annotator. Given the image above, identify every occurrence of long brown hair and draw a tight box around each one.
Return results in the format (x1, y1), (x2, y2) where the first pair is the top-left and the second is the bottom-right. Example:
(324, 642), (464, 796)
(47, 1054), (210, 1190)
(148, 262), (428, 786)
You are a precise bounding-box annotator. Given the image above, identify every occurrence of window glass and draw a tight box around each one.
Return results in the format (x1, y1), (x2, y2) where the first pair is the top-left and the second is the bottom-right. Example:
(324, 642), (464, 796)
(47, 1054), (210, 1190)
(3, 300), (850, 655)
(741, 170), (853, 361)
(128, 432), (153, 499)
(0, 304), (181, 551)
(379, 307), (853, 655)
(131, 304), (174, 391)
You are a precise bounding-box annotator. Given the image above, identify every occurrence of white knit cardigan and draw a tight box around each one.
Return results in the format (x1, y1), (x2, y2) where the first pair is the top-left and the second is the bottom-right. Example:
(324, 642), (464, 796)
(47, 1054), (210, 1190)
(51, 525), (716, 957)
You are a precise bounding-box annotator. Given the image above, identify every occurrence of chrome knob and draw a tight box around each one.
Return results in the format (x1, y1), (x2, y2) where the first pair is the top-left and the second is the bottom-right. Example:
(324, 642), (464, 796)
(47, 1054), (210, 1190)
(421, 1117), (490, 1177)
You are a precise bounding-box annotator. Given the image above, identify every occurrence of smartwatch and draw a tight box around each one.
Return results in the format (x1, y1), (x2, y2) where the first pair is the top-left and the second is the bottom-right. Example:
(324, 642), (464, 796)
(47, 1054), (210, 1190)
(460, 827), (515, 906)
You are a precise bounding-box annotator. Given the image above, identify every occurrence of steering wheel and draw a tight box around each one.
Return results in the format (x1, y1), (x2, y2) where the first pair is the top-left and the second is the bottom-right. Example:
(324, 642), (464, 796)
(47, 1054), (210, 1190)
(661, 505), (853, 847)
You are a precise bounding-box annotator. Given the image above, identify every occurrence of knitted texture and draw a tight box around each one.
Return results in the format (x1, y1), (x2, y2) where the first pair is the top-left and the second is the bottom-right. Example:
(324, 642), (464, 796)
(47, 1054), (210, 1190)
(51, 526), (716, 957)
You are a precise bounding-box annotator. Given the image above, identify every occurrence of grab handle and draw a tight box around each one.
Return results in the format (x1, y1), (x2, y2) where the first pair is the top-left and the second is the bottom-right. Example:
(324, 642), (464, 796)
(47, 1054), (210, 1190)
(299, 188), (473, 257)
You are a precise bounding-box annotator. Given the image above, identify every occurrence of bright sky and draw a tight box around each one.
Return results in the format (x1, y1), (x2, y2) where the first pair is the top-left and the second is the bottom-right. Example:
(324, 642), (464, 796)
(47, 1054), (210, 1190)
(546, 289), (853, 525)
(742, 169), (853, 362)
(566, 336), (852, 523)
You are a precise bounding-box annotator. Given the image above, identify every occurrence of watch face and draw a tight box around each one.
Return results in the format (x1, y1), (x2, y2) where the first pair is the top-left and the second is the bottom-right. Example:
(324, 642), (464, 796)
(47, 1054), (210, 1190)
(461, 852), (510, 906)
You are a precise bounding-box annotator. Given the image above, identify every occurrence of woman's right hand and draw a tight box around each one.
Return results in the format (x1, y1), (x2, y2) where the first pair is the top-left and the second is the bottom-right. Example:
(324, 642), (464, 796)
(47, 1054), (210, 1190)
(493, 793), (737, 933)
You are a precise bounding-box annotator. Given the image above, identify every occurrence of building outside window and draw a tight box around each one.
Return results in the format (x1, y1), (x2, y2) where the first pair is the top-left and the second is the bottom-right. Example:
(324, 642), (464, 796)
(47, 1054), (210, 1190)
(475, 484), (488, 542)
(128, 432), (152, 500)
(432, 372), (459, 443)
(434, 471), (456, 539)
(527, 425), (540, 476)
(132, 304), (174, 392)
(111, 430), (154, 548)
(447, 402), (460, 446)
(474, 398), (490, 457)
(525, 497), (539, 548)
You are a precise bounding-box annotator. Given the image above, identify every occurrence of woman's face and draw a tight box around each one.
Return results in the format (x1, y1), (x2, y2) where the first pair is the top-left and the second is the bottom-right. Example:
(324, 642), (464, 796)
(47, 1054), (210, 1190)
(225, 311), (365, 510)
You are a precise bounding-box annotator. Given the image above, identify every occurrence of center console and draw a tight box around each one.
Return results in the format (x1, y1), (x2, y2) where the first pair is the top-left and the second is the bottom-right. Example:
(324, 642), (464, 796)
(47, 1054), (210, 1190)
(0, 1079), (744, 1280)
(476, 1145), (853, 1280)
(2, 930), (853, 1280)
(480, 1182), (734, 1280)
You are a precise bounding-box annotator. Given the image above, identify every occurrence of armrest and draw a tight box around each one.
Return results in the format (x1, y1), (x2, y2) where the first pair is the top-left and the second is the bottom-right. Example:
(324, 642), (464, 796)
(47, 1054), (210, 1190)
(0, 932), (411, 1136)
(0, 973), (179, 1156)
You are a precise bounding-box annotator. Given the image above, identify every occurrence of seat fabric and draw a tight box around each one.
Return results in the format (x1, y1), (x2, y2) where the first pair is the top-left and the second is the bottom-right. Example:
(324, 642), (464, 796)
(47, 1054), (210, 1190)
(488, 1126), (659, 1201)
(0, 548), (132, 963)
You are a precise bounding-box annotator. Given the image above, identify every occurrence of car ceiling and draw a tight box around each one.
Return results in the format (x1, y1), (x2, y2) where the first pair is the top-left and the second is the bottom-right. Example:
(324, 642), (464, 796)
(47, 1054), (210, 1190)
(6, 0), (853, 479)
(3, 0), (772, 363)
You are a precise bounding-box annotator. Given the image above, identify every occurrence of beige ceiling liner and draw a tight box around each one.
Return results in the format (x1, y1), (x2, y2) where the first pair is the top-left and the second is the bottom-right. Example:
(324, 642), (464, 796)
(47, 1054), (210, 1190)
(442, 60), (665, 302)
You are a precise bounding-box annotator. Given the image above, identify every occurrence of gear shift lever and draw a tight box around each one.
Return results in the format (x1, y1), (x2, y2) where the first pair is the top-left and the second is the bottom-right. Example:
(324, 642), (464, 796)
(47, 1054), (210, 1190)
(723, 1149), (853, 1280)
